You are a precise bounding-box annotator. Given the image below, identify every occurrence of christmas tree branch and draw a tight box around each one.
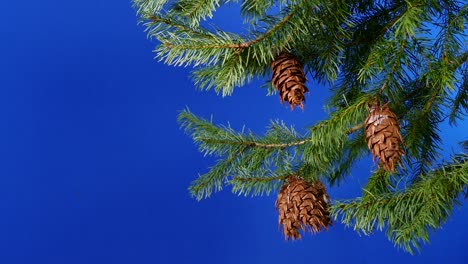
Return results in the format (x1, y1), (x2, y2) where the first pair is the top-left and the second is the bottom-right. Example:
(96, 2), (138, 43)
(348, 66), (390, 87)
(171, 0), (232, 26)
(200, 138), (310, 149)
(193, 122), (360, 150)
(133, 0), (168, 14)
(327, 130), (368, 185)
(240, 0), (280, 18)
(229, 161), (324, 196)
(453, 51), (468, 69)
(449, 66), (468, 124)
(189, 146), (247, 200)
(327, 2), (409, 104)
(232, 174), (289, 183)
(178, 95), (370, 198)
(148, 14), (215, 37)
(160, 1), (303, 51)
(230, 170), (289, 196)
(237, 7), (296, 50)
(331, 153), (468, 254)
(134, 0), (468, 253)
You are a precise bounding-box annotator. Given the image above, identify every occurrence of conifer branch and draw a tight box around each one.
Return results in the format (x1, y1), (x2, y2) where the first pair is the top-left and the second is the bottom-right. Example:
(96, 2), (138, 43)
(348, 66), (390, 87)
(232, 174), (289, 183)
(162, 2), (299, 51)
(229, 169), (287, 196)
(134, 0), (468, 253)
(148, 15), (214, 37)
(133, 0), (168, 14)
(238, 10), (295, 49)
(200, 138), (310, 149)
(453, 51), (468, 69)
(189, 146), (247, 200)
(332, 154), (468, 253)
(449, 66), (468, 124)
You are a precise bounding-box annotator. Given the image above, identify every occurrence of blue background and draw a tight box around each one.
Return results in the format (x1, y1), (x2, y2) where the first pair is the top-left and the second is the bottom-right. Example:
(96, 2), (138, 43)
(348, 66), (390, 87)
(2, 1), (468, 263)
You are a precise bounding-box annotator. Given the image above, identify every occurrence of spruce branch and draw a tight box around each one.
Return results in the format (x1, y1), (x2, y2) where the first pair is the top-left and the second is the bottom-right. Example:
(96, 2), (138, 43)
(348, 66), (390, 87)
(449, 65), (468, 124)
(157, 1), (304, 51)
(189, 146), (247, 200)
(240, 0), (278, 18)
(453, 51), (468, 69)
(178, 98), (370, 198)
(148, 15), (215, 37)
(232, 174), (289, 183)
(201, 138), (310, 149)
(171, 0), (233, 27)
(332, 154), (468, 254)
(133, 0), (168, 14)
(134, 0), (468, 253)
(230, 171), (289, 196)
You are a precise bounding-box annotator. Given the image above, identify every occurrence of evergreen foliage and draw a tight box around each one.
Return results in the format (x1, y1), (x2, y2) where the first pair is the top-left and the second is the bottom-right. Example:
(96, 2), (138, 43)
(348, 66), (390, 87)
(133, 0), (468, 253)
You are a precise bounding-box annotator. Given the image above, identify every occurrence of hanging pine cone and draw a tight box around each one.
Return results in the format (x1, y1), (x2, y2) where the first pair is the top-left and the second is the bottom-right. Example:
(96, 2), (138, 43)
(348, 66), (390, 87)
(271, 53), (309, 110)
(365, 102), (405, 172)
(275, 176), (332, 240)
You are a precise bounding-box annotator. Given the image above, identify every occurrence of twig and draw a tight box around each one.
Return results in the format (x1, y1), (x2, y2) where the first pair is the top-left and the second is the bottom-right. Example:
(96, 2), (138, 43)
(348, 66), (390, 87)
(201, 123), (365, 150)
(232, 174), (290, 183)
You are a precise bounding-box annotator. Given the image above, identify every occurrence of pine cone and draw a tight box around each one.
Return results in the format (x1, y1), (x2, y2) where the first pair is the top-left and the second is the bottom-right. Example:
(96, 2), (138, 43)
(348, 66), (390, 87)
(271, 53), (308, 110)
(275, 177), (332, 240)
(365, 103), (405, 172)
